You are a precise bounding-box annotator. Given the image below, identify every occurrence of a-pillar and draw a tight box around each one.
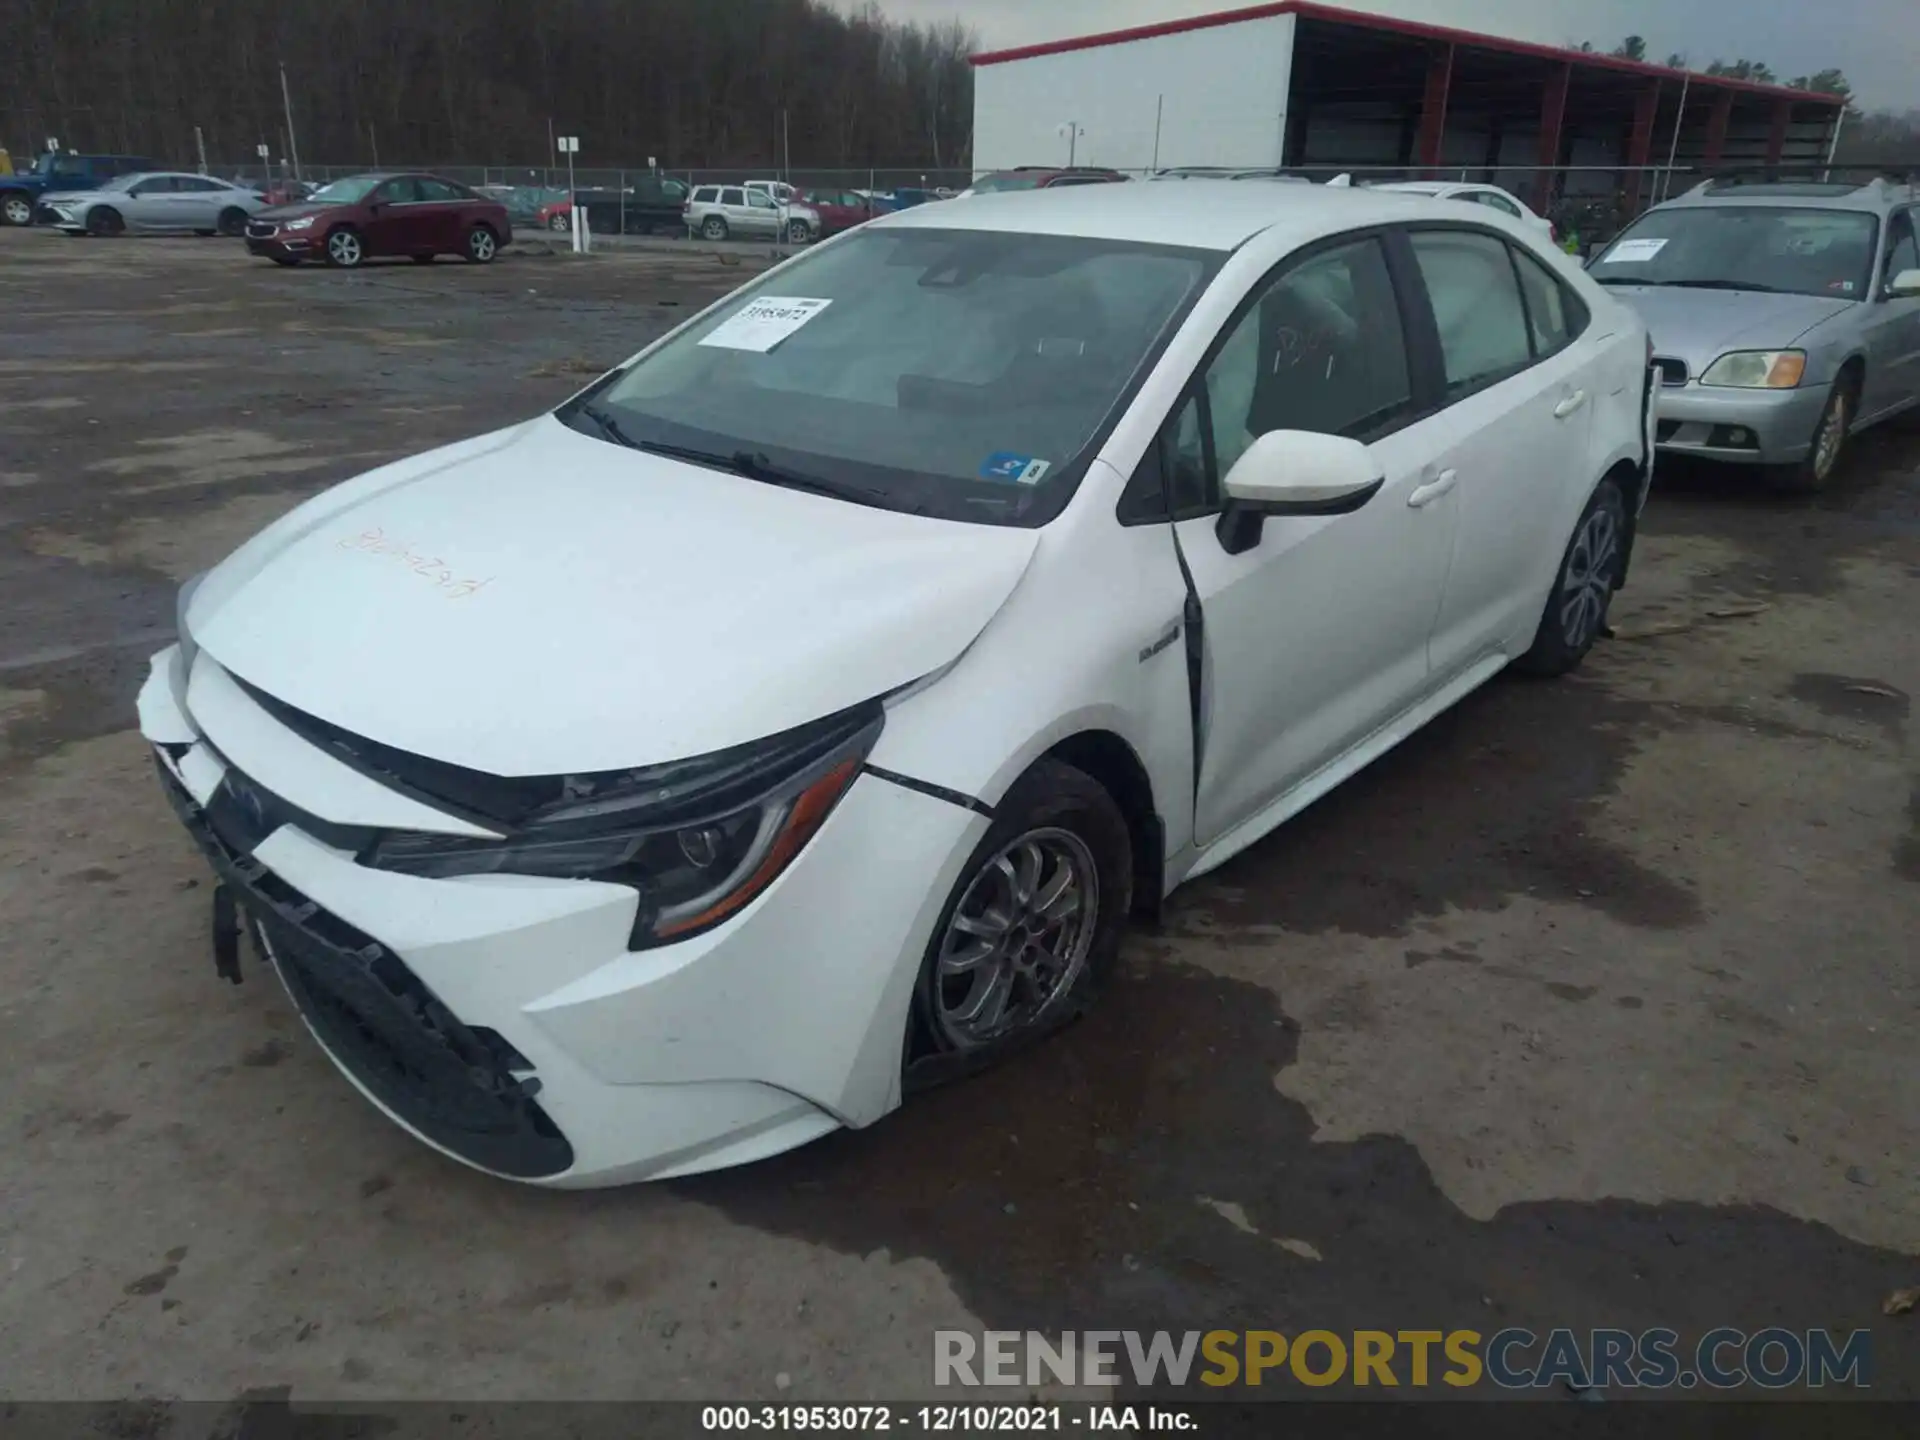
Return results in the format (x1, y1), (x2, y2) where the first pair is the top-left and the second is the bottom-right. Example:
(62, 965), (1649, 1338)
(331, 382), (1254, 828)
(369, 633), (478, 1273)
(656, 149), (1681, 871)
(1532, 61), (1572, 213)
(1620, 81), (1661, 214)
(1414, 43), (1455, 176)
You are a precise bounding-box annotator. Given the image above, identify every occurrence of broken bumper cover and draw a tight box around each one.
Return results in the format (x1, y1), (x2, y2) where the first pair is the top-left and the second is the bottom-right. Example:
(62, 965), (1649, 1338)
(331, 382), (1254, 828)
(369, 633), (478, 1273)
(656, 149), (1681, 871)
(138, 644), (986, 1187)
(1653, 383), (1829, 467)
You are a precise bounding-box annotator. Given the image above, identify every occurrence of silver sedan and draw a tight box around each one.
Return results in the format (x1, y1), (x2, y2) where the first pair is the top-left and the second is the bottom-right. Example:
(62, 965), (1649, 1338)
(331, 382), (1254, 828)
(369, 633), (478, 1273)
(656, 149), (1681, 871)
(1592, 176), (1920, 490)
(41, 172), (265, 238)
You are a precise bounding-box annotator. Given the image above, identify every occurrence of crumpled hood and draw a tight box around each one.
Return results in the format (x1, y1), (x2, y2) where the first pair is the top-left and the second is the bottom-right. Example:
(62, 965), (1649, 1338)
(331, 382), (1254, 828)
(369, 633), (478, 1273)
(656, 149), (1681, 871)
(1609, 285), (1855, 371)
(186, 417), (1039, 776)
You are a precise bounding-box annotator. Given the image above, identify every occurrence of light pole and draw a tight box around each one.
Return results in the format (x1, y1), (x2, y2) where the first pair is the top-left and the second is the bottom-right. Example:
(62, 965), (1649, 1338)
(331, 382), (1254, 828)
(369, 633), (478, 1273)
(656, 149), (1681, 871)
(278, 62), (302, 181)
(1060, 121), (1086, 168)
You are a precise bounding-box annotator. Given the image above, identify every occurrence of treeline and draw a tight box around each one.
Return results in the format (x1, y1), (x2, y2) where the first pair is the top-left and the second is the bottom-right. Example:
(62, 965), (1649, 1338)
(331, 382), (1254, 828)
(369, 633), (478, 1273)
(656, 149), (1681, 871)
(0, 0), (977, 169)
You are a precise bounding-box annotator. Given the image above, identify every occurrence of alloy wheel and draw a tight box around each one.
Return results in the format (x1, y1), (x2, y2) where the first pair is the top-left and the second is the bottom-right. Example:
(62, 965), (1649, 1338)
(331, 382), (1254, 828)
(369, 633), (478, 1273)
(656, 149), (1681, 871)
(931, 828), (1099, 1051)
(3, 195), (32, 226)
(328, 230), (362, 266)
(1811, 390), (1850, 484)
(1558, 504), (1619, 649)
(468, 227), (496, 262)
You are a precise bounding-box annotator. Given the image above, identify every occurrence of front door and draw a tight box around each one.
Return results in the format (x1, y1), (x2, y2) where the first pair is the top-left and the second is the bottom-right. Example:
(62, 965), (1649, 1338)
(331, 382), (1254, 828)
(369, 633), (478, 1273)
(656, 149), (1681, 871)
(123, 175), (178, 230)
(364, 177), (426, 256)
(1862, 207), (1920, 424)
(1165, 232), (1460, 847)
(1409, 228), (1599, 677)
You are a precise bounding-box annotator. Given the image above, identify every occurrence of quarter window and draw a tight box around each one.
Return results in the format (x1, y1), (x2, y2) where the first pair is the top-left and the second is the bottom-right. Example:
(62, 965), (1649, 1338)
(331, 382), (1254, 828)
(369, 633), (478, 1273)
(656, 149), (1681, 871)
(1410, 230), (1534, 397)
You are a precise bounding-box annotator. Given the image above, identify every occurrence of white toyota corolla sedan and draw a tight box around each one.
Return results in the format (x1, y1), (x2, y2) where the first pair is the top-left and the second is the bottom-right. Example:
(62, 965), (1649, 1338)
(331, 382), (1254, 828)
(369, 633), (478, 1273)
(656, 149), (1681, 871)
(140, 181), (1655, 1187)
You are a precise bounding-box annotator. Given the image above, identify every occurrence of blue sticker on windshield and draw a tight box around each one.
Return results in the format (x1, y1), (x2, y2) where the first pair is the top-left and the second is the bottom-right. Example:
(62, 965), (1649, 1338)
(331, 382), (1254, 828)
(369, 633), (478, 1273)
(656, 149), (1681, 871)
(980, 452), (1052, 485)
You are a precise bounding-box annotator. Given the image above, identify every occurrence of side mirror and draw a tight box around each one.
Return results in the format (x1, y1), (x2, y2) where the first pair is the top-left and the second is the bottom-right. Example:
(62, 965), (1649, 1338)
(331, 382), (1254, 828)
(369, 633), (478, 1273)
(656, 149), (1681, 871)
(1215, 429), (1385, 556)
(1887, 268), (1920, 300)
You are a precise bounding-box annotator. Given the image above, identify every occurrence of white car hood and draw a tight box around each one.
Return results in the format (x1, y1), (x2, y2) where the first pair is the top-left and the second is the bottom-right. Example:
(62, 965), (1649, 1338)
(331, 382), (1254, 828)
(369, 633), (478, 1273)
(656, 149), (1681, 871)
(188, 416), (1040, 776)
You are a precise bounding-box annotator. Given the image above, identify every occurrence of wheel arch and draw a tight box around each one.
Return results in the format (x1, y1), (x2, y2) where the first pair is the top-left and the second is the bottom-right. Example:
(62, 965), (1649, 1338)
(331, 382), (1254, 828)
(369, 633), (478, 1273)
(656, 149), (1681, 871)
(1042, 730), (1166, 924)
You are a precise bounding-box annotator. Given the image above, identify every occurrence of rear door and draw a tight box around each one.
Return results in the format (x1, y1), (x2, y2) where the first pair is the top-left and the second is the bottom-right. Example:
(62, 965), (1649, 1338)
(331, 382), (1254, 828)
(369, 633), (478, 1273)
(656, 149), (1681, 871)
(173, 176), (227, 228)
(414, 178), (468, 251)
(1408, 227), (1600, 680)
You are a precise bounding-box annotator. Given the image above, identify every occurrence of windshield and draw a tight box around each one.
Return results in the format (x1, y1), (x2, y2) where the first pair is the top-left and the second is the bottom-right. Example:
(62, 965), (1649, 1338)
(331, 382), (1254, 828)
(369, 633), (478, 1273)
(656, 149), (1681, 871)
(1593, 206), (1878, 300)
(971, 174), (1044, 194)
(306, 175), (383, 204)
(569, 227), (1217, 526)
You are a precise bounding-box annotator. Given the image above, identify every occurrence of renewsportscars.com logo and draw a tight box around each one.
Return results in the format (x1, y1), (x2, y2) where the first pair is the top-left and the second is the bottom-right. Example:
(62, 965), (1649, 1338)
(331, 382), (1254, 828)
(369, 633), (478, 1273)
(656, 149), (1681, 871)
(933, 1328), (1874, 1391)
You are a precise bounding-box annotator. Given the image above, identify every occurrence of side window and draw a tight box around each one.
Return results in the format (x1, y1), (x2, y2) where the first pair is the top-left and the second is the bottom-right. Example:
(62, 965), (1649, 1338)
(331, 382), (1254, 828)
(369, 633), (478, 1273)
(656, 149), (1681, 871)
(1117, 236), (1412, 523)
(747, 192), (776, 210)
(720, 187), (746, 207)
(375, 178), (420, 204)
(1474, 191), (1523, 218)
(1884, 212), (1920, 285)
(131, 177), (174, 195)
(416, 179), (460, 202)
(1409, 230), (1535, 398)
(1510, 246), (1588, 358)
(180, 177), (221, 192)
(1206, 236), (1413, 476)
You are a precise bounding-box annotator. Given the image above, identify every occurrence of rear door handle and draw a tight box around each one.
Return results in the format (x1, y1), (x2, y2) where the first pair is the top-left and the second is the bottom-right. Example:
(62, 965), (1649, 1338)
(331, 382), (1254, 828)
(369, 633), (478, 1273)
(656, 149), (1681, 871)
(1408, 469), (1457, 508)
(1554, 390), (1589, 419)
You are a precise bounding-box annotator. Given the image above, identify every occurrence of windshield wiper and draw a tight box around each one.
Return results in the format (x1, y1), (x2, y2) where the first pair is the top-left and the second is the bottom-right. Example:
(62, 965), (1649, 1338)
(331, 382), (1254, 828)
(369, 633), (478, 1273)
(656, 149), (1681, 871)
(634, 438), (900, 511)
(572, 401), (641, 449)
(1662, 279), (1789, 294)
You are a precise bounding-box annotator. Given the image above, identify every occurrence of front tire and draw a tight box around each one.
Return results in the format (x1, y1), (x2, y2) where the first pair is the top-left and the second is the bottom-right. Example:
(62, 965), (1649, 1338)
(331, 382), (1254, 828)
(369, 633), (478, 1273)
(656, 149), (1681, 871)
(324, 227), (364, 268)
(464, 223), (497, 263)
(86, 206), (125, 237)
(911, 760), (1131, 1070)
(1769, 375), (1856, 493)
(1, 192), (32, 227)
(1514, 475), (1628, 679)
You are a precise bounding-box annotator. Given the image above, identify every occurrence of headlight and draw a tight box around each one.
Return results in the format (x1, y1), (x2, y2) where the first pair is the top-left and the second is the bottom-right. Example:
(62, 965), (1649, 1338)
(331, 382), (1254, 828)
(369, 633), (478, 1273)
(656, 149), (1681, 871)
(282, 216), (314, 232)
(1699, 350), (1806, 389)
(364, 705), (882, 948)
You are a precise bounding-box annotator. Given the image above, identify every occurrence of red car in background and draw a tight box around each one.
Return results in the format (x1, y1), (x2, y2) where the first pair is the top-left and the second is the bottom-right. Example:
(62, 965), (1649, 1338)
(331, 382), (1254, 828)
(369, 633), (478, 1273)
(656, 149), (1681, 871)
(244, 172), (511, 268)
(799, 188), (895, 236)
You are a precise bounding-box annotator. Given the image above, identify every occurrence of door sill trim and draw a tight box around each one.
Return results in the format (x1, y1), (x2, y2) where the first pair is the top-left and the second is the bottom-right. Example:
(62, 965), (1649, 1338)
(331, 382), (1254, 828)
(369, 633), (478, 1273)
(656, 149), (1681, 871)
(1177, 651), (1512, 886)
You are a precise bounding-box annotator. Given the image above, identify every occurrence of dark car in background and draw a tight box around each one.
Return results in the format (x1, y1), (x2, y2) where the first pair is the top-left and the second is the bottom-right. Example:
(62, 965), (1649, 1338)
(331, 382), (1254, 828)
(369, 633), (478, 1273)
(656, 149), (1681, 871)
(2, 151), (160, 226)
(244, 172), (512, 268)
(958, 167), (1128, 197)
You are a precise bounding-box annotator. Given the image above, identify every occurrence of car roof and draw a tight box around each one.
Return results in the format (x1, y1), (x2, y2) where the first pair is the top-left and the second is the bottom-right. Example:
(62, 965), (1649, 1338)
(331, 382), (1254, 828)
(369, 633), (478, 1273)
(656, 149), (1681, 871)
(873, 179), (1473, 252)
(1661, 177), (1909, 214)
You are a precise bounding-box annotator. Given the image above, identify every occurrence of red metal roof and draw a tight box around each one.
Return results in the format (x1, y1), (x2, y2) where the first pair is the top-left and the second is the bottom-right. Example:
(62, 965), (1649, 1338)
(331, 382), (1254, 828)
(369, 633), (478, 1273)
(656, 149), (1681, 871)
(968, 0), (1845, 105)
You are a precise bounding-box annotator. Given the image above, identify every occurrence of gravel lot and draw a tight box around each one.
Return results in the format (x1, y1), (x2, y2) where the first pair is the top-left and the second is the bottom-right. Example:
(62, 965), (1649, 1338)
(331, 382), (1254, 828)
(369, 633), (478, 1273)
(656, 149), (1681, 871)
(1, 227), (1916, 1408)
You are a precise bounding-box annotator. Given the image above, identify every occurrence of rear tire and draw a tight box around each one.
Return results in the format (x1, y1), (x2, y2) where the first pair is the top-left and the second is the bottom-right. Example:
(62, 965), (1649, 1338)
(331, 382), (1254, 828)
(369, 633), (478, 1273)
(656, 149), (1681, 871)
(548, 212), (570, 233)
(701, 216), (729, 241)
(1514, 475), (1628, 679)
(1768, 375), (1856, 494)
(786, 219), (812, 245)
(464, 223), (498, 263)
(86, 206), (125, 237)
(1, 192), (32, 227)
(216, 207), (248, 237)
(909, 760), (1131, 1077)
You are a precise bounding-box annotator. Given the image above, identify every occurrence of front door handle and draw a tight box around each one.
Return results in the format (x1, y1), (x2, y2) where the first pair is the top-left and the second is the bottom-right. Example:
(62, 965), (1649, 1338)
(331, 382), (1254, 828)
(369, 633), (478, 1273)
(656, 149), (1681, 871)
(1408, 469), (1457, 508)
(1554, 390), (1589, 419)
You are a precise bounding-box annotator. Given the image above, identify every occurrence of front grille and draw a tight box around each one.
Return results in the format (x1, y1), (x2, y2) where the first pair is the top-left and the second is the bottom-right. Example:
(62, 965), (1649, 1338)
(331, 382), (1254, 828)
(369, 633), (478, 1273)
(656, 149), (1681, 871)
(245, 220), (276, 239)
(157, 756), (574, 1179)
(1653, 356), (1689, 387)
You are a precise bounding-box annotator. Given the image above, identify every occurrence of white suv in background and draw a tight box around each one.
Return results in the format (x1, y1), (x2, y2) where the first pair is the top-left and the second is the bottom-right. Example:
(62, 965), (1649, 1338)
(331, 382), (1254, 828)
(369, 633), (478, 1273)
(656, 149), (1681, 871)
(684, 183), (817, 243)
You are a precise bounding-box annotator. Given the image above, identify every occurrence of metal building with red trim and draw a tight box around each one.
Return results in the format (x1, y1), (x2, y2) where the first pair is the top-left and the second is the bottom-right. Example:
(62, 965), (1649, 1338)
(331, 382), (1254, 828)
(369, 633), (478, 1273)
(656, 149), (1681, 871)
(968, 1), (1847, 212)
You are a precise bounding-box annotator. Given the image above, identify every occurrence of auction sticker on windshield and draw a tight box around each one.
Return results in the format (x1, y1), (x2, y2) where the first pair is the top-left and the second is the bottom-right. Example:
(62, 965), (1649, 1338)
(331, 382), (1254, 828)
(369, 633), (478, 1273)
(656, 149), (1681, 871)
(1602, 238), (1669, 264)
(700, 297), (832, 353)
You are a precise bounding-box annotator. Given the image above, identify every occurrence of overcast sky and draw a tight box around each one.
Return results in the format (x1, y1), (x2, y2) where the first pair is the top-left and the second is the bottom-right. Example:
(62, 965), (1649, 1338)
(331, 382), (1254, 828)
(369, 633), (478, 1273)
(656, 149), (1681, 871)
(860, 0), (1918, 109)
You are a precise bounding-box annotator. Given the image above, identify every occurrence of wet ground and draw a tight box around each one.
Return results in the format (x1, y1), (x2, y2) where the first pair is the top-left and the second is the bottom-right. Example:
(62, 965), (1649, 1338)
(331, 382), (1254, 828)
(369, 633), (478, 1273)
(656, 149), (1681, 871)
(1, 227), (1916, 1409)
